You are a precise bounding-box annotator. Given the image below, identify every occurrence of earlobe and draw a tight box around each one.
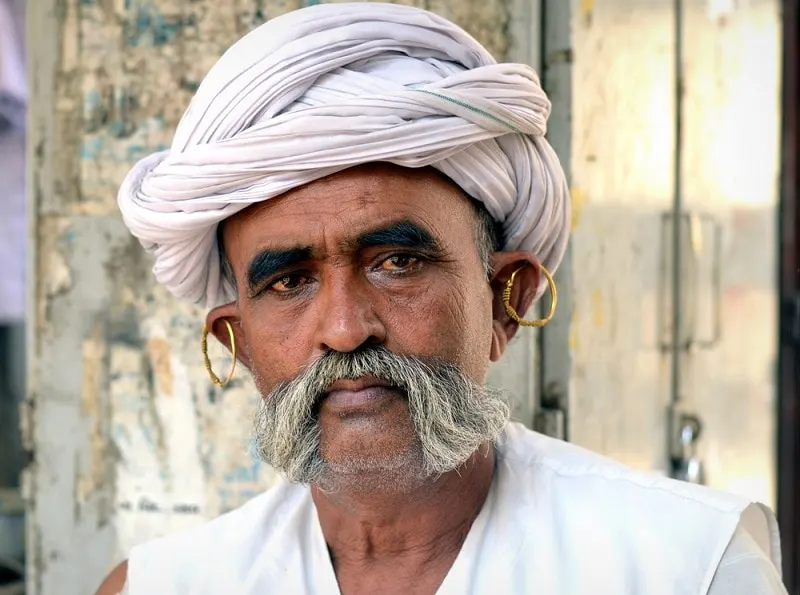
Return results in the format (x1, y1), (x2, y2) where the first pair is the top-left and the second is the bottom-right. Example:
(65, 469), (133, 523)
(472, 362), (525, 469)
(205, 304), (252, 370)
(489, 320), (507, 362)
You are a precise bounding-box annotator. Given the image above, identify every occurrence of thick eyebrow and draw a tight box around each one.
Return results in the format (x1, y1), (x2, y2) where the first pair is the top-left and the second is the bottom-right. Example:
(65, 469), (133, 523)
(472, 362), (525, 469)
(246, 247), (312, 293)
(245, 221), (440, 294)
(353, 220), (442, 253)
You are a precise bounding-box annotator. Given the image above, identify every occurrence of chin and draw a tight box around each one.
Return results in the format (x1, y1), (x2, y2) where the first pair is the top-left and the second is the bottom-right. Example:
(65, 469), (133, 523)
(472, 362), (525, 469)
(317, 443), (430, 494)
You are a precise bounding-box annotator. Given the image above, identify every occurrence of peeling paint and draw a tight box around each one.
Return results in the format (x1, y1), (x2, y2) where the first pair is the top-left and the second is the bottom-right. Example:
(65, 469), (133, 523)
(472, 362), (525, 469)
(146, 337), (173, 397)
(76, 319), (109, 505)
(36, 217), (74, 344)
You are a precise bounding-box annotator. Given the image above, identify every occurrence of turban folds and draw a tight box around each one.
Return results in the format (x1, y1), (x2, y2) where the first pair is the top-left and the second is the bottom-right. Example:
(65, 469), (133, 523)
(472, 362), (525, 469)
(117, 2), (570, 308)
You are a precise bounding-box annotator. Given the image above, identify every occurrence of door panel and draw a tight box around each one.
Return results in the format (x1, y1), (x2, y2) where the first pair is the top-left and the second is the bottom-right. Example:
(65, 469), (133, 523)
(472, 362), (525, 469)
(568, 0), (782, 512)
(680, 0), (781, 508)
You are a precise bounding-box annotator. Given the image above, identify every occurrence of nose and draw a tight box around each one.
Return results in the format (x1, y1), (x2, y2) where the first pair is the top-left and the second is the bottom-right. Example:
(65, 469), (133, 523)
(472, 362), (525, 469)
(312, 270), (387, 354)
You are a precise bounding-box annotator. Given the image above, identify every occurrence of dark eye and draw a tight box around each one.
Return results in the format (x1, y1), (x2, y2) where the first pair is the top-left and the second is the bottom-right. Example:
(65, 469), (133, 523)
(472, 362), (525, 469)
(379, 254), (420, 272)
(269, 274), (311, 293)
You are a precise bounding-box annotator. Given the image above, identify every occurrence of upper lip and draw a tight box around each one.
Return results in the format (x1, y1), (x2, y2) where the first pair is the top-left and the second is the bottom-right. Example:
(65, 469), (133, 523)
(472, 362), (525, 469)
(326, 376), (391, 392)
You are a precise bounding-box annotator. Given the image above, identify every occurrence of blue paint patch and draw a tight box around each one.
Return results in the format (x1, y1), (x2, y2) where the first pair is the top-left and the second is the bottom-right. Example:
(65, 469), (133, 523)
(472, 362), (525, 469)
(108, 120), (128, 137)
(222, 460), (263, 484)
(126, 143), (168, 162)
(84, 89), (104, 114)
(140, 422), (155, 448)
(80, 137), (105, 161)
(304, 0), (321, 5)
(124, 3), (196, 48)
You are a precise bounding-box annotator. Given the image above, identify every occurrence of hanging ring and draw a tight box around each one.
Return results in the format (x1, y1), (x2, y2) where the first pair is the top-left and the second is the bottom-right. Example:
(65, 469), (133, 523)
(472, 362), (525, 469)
(502, 263), (558, 328)
(201, 320), (237, 387)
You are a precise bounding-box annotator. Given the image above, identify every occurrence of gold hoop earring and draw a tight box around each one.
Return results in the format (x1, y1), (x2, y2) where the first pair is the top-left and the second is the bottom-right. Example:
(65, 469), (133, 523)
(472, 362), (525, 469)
(201, 320), (237, 387)
(502, 264), (558, 328)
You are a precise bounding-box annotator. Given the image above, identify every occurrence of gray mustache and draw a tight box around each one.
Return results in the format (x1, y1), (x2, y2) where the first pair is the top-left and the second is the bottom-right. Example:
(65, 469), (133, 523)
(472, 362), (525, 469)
(253, 345), (510, 488)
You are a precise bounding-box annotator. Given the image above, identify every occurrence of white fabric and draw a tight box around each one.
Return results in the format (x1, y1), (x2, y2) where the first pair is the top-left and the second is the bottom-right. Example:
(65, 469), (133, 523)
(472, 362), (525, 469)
(708, 524), (787, 594)
(117, 2), (570, 308)
(125, 422), (785, 594)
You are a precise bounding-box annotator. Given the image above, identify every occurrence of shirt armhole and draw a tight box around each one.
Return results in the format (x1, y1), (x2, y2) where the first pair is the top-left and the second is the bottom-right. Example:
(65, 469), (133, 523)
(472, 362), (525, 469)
(707, 523), (788, 595)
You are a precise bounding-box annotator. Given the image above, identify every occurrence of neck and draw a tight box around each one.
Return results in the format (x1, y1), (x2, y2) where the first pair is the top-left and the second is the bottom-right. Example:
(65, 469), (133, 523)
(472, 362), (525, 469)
(312, 443), (496, 568)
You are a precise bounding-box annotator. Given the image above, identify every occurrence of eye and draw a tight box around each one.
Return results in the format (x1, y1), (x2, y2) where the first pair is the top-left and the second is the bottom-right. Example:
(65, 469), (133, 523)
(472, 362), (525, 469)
(379, 254), (421, 272)
(269, 274), (311, 293)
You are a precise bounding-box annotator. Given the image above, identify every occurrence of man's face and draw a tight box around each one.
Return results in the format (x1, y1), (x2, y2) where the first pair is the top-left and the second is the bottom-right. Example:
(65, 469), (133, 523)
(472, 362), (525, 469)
(217, 164), (523, 489)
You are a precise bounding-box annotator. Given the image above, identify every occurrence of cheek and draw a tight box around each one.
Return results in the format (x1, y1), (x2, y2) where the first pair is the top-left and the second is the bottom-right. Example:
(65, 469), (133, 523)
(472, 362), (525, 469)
(382, 277), (494, 371)
(241, 315), (314, 389)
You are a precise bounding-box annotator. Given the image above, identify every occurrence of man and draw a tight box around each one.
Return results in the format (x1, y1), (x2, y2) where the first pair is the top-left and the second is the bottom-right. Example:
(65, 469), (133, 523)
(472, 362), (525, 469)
(98, 3), (786, 594)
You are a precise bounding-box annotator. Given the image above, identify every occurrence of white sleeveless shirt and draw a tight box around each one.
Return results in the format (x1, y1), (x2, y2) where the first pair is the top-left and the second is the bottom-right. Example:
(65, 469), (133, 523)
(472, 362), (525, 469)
(125, 422), (784, 594)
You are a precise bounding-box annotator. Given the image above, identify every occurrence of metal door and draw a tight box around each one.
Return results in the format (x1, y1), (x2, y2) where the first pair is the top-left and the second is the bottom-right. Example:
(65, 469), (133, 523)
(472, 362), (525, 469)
(561, 0), (782, 512)
(666, 0), (781, 508)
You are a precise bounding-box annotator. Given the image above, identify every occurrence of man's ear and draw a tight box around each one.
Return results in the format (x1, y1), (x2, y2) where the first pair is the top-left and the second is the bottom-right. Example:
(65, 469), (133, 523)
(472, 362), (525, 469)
(488, 252), (542, 362)
(205, 303), (252, 370)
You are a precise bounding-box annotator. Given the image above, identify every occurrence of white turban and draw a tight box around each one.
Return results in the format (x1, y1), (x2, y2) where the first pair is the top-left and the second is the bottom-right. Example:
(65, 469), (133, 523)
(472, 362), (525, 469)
(118, 2), (570, 308)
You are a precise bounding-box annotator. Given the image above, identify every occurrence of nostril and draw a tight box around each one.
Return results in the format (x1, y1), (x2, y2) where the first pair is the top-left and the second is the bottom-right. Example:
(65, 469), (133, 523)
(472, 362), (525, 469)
(363, 334), (384, 349)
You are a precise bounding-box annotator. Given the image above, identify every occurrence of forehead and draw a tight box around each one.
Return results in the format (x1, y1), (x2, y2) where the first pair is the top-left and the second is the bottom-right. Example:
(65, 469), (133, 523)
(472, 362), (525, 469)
(222, 164), (477, 257)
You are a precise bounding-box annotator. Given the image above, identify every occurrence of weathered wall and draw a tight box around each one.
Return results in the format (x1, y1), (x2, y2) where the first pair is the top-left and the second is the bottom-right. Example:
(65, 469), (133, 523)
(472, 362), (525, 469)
(25, 1), (539, 593)
(568, 0), (781, 507)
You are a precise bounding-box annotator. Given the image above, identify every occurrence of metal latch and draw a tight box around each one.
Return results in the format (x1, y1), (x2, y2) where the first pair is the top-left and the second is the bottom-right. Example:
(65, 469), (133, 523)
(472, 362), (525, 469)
(669, 412), (705, 485)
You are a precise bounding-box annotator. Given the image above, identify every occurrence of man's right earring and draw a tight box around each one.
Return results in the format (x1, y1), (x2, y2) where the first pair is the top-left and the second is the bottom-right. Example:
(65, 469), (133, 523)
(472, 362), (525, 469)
(201, 319), (237, 387)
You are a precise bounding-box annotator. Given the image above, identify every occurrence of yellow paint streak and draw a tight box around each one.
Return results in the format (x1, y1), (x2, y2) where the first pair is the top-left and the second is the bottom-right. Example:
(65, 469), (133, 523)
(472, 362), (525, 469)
(581, 0), (595, 24)
(77, 319), (107, 503)
(148, 337), (174, 397)
(570, 187), (586, 231)
(61, 0), (79, 70)
(591, 289), (605, 328)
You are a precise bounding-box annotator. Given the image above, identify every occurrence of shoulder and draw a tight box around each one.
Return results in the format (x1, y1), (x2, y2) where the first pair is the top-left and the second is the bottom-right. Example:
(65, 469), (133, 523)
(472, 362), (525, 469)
(499, 421), (754, 514)
(708, 523), (787, 594)
(125, 481), (311, 593)
(496, 422), (782, 591)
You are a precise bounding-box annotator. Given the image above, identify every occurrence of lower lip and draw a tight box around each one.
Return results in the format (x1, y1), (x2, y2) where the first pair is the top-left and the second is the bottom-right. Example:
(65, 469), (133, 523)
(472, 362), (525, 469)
(323, 386), (399, 413)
